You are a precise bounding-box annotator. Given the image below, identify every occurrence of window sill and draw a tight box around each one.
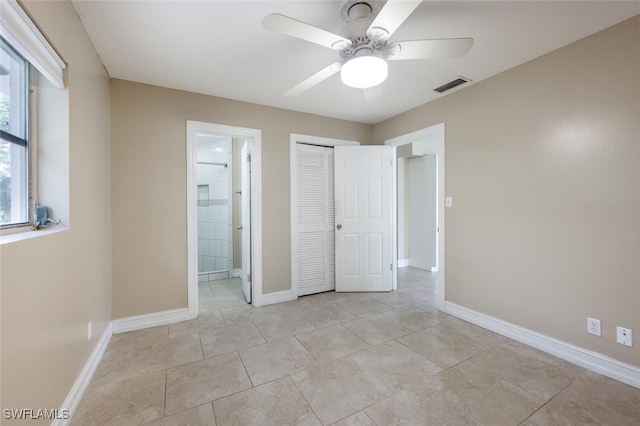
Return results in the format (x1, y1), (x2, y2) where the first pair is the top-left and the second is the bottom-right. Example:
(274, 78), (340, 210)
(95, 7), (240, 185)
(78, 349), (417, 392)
(0, 225), (69, 246)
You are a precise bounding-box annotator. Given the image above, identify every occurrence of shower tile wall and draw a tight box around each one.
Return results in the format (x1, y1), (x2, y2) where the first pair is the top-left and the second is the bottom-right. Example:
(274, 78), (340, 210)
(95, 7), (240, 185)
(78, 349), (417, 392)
(197, 137), (233, 281)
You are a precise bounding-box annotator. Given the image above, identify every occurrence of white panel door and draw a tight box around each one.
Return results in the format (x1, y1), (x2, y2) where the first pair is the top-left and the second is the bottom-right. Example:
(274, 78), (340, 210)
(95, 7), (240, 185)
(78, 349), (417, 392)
(296, 144), (335, 296)
(335, 146), (392, 292)
(240, 143), (251, 303)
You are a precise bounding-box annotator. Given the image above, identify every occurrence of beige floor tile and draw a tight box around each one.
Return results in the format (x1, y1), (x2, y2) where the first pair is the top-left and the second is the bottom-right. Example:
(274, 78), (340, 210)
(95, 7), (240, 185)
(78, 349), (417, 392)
(200, 321), (266, 358)
(397, 286), (436, 300)
(330, 411), (376, 426)
(254, 311), (316, 342)
(529, 371), (640, 425)
(71, 371), (165, 426)
(213, 377), (321, 426)
(337, 298), (393, 318)
(168, 309), (226, 339)
(343, 313), (413, 346)
(220, 304), (283, 324)
(239, 337), (319, 386)
(298, 291), (357, 305)
(90, 333), (204, 388)
(367, 291), (419, 308)
(397, 326), (483, 369)
(143, 403), (216, 426)
(366, 361), (542, 425)
(109, 326), (168, 347)
(299, 303), (358, 329)
(571, 371), (640, 419)
(470, 343), (581, 400)
(296, 324), (370, 363)
(378, 304), (450, 332)
(350, 340), (442, 392)
(165, 352), (252, 415)
(436, 318), (505, 349)
(290, 357), (390, 425)
(200, 294), (246, 310)
(364, 388), (468, 425)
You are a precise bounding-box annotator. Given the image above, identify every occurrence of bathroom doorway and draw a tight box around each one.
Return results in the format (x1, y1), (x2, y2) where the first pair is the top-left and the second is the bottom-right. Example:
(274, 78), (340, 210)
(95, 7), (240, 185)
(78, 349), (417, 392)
(187, 121), (263, 316)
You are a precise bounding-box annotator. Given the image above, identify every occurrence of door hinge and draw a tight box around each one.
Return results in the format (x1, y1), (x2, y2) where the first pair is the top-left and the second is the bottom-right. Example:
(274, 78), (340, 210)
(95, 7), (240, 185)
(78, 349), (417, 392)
(390, 263), (393, 271)
(247, 273), (251, 283)
(246, 154), (252, 162)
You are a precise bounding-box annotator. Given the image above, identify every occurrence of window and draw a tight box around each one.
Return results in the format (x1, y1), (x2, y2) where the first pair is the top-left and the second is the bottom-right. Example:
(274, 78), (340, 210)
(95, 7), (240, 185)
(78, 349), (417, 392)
(0, 37), (30, 227)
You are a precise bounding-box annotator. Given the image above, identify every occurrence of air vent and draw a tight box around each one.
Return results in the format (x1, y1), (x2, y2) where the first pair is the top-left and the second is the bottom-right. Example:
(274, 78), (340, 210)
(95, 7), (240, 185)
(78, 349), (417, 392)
(434, 77), (470, 93)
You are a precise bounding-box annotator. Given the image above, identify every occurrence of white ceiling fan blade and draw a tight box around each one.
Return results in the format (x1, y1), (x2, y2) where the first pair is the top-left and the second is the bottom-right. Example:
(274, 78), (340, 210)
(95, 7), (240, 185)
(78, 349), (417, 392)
(284, 62), (343, 97)
(367, 0), (422, 41)
(262, 13), (351, 50)
(386, 38), (474, 61)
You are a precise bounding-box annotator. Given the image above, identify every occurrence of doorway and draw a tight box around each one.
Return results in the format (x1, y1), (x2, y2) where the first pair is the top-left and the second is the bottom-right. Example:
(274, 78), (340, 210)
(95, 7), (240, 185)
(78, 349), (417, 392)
(289, 134), (358, 298)
(187, 121), (263, 317)
(386, 123), (446, 310)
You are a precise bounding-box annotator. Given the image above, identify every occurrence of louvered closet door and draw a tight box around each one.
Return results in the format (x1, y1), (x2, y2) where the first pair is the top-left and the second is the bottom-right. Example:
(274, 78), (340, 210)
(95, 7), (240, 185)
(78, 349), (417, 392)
(296, 144), (335, 296)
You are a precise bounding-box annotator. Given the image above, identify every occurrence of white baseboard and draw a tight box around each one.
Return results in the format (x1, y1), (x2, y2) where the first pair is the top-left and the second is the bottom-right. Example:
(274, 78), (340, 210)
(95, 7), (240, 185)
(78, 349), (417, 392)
(112, 308), (192, 334)
(430, 266), (439, 272)
(232, 268), (242, 278)
(444, 302), (640, 389)
(398, 259), (409, 268)
(408, 261), (435, 272)
(257, 289), (296, 307)
(53, 323), (113, 426)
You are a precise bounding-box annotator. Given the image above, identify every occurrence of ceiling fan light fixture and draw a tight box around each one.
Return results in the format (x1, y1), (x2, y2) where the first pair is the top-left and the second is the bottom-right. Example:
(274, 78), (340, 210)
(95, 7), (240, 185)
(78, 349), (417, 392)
(340, 56), (387, 89)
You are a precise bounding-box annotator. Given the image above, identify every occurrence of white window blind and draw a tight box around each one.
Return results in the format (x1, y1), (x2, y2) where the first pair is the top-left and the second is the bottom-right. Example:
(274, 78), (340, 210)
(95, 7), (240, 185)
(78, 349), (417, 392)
(0, 0), (66, 88)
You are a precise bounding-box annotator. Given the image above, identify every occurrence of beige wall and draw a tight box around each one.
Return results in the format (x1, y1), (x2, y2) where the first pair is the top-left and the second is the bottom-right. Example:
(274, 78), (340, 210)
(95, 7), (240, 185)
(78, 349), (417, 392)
(0, 0), (112, 420)
(373, 15), (640, 367)
(110, 80), (371, 318)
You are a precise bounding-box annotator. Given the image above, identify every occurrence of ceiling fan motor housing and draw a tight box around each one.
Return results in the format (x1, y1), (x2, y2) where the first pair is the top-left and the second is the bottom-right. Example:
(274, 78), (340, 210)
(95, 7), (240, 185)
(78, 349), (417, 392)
(339, 0), (387, 60)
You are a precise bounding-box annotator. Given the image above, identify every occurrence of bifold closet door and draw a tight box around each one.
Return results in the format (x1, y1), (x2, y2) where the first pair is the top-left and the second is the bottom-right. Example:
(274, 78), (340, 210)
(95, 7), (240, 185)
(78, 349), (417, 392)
(296, 144), (335, 296)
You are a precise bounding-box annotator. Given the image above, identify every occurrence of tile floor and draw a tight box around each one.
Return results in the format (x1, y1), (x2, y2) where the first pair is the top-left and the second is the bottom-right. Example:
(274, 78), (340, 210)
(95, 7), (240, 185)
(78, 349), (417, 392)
(72, 268), (640, 425)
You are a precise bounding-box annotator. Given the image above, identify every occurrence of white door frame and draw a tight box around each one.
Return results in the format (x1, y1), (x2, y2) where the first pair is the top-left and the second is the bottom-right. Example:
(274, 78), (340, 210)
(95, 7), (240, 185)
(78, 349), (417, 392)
(290, 134), (359, 299)
(187, 121), (263, 315)
(385, 123), (446, 310)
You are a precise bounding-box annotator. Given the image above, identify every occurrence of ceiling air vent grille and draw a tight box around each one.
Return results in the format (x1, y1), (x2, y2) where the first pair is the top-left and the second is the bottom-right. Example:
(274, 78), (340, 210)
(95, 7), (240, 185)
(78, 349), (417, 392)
(434, 77), (470, 93)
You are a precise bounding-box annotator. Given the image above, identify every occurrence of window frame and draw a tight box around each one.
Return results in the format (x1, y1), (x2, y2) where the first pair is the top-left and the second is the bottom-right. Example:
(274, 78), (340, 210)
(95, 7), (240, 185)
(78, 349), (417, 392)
(0, 35), (32, 230)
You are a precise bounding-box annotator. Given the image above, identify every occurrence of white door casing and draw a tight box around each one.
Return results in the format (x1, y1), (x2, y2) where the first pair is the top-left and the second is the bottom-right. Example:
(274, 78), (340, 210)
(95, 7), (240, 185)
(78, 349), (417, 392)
(334, 145), (393, 292)
(240, 142), (251, 303)
(290, 134), (359, 298)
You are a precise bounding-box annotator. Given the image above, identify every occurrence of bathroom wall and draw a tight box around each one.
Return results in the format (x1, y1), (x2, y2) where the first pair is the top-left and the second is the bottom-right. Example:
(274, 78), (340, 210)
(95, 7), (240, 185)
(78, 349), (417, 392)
(197, 136), (232, 280)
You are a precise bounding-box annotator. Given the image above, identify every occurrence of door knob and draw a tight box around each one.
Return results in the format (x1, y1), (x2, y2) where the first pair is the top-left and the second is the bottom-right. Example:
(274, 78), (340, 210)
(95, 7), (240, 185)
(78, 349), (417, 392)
(237, 226), (243, 230)
(336, 224), (342, 230)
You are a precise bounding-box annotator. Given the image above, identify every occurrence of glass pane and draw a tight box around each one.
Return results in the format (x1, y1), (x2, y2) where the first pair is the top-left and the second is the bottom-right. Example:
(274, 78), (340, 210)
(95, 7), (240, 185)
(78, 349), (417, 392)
(1, 37), (28, 139)
(0, 137), (28, 225)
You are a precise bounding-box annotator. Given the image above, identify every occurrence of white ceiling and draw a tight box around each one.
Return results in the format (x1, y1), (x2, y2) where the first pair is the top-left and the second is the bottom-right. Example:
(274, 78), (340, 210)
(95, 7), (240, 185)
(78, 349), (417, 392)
(72, 1), (640, 124)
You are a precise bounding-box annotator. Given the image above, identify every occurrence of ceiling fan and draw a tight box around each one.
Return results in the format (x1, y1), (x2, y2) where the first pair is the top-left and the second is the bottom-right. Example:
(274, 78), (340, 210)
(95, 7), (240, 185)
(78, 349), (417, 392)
(262, 0), (474, 97)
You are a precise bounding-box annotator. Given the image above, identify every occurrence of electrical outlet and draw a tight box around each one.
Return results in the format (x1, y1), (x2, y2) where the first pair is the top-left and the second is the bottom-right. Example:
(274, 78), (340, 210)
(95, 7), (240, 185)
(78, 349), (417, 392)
(616, 327), (632, 346)
(587, 317), (601, 336)
(88, 321), (93, 341)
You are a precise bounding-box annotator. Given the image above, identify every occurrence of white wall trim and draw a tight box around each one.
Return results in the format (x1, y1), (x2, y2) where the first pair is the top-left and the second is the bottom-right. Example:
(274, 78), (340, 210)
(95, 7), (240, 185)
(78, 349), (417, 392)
(260, 289), (297, 306)
(386, 123), (445, 310)
(398, 259), (409, 268)
(112, 308), (191, 334)
(187, 121), (262, 309)
(290, 134), (360, 300)
(232, 268), (242, 278)
(445, 302), (640, 389)
(53, 323), (112, 426)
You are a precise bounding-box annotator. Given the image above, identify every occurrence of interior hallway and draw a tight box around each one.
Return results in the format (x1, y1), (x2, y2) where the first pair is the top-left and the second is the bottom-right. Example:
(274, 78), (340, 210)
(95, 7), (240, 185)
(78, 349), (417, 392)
(71, 269), (640, 425)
